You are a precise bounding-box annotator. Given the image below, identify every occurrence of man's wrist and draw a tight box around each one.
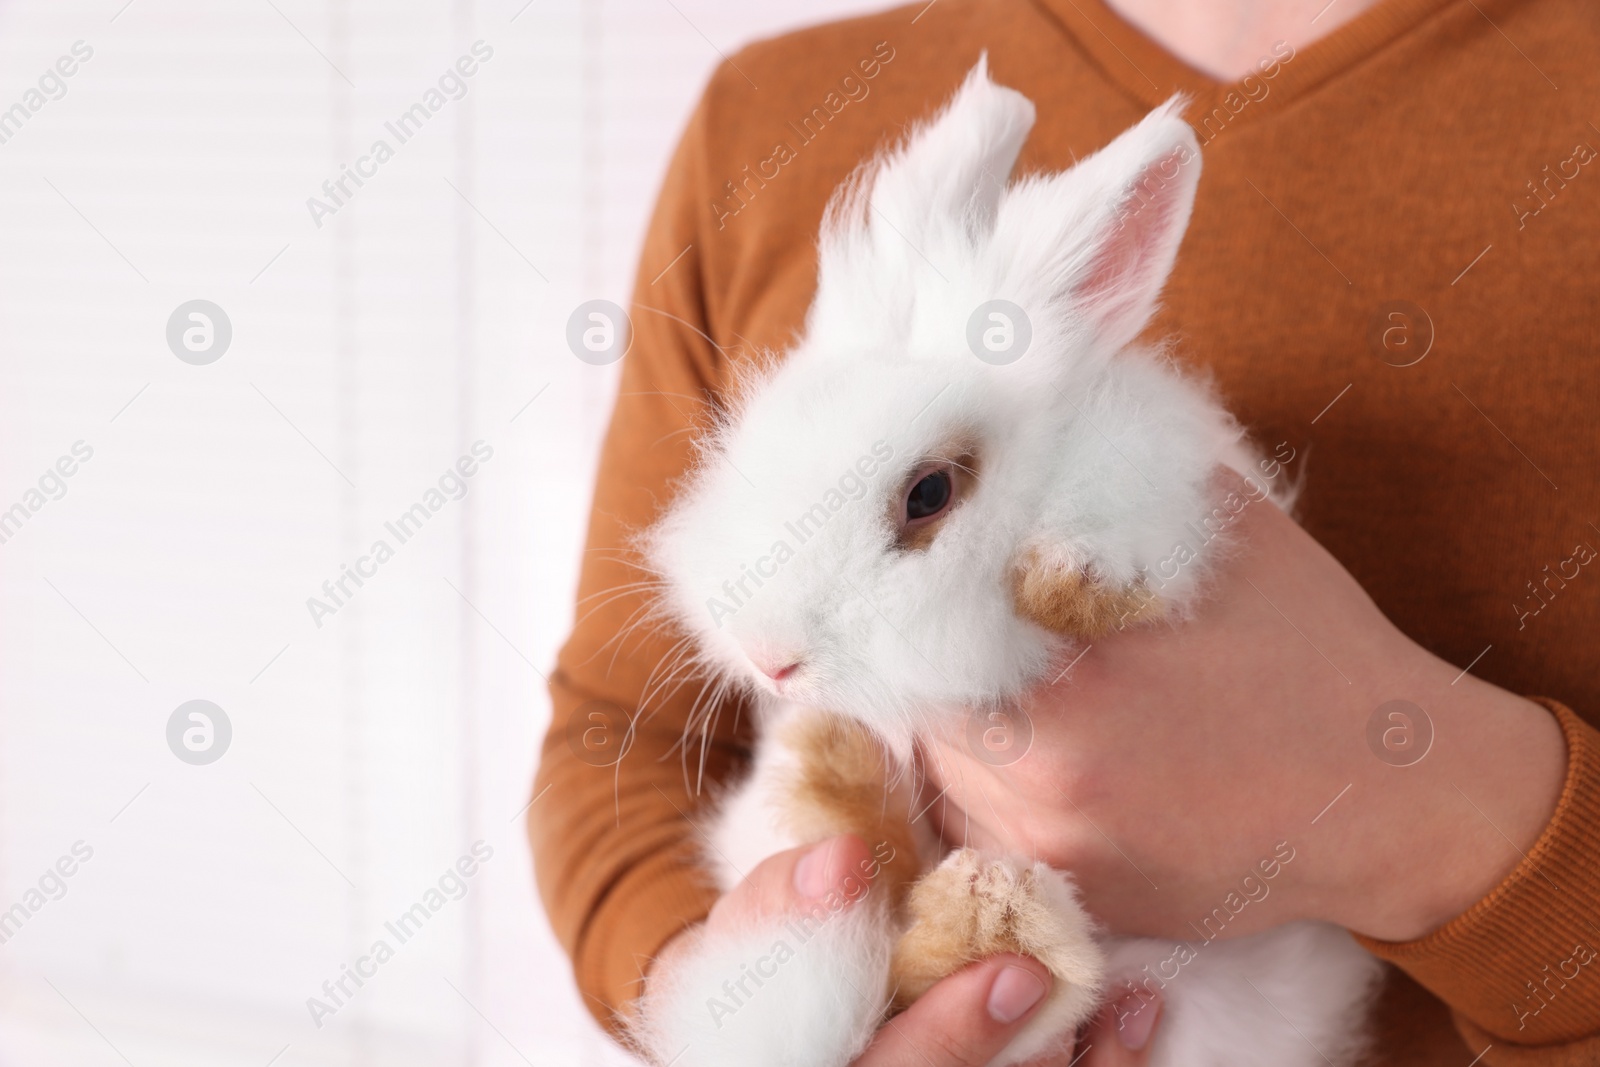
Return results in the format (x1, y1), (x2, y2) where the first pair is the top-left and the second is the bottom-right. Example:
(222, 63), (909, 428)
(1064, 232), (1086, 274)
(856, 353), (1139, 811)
(1339, 637), (1568, 943)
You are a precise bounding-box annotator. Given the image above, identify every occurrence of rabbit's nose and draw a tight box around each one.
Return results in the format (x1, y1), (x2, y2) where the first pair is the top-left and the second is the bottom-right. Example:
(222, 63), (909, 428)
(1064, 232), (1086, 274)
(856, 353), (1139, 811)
(753, 658), (803, 683)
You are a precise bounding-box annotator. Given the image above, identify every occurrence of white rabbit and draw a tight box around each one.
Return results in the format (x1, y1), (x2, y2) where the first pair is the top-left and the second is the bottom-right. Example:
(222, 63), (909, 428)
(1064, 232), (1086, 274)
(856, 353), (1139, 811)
(635, 58), (1381, 1067)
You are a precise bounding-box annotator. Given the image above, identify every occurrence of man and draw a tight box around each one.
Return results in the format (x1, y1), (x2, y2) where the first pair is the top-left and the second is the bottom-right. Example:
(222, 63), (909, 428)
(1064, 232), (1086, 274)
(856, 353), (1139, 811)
(533, 0), (1600, 1062)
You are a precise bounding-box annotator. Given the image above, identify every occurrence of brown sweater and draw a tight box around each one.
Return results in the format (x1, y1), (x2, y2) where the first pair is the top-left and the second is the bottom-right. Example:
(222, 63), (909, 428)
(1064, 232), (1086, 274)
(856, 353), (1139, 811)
(530, 0), (1600, 1061)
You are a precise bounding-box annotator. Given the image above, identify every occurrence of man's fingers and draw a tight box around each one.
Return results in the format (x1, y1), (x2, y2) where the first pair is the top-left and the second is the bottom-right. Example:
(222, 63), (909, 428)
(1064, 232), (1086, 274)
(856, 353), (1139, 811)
(710, 833), (876, 924)
(1075, 991), (1162, 1066)
(855, 954), (1053, 1067)
(653, 834), (878, 989)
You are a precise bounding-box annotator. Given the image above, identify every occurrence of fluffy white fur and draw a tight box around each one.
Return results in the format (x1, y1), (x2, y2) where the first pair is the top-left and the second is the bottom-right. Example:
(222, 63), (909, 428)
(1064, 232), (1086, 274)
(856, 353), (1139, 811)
(636, 59), (1380, 1067)
(647, 58), (1267, 756)
(631, 895), (896, 1067)
(701, 707), (944, 891)
(1104, 924), (1382, 1067)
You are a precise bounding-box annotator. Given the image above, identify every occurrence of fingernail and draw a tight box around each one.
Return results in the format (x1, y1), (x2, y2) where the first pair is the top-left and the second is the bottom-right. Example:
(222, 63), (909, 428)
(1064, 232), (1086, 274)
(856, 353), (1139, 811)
(1112, 991), (1160, 1051)
(987, 964), (1048, 1023)
(793, 839), (837, 898)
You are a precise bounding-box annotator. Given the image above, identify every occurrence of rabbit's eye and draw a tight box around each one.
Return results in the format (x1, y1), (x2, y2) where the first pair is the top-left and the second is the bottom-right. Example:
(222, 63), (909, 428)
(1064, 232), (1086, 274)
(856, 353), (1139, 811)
(895, 450), (977, 550)
(905, 468), (953, 523)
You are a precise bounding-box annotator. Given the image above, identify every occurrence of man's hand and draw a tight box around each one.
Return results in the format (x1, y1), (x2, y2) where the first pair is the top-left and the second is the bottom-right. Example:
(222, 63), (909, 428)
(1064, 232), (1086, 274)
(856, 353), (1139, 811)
(921, 475), (1567, 945)
(645, 833), (1162, 1066)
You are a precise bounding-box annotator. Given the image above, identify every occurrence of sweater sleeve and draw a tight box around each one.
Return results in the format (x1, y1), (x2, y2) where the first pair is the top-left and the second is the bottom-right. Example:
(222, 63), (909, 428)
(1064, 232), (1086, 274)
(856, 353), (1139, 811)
(1354, 699), (1600, 1064)
(527, 65), (754, 1038)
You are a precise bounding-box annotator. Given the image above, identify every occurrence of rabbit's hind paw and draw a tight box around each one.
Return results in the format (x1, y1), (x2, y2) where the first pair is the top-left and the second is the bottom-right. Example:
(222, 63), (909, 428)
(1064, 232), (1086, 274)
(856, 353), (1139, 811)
(889, 849), (1105, 1064)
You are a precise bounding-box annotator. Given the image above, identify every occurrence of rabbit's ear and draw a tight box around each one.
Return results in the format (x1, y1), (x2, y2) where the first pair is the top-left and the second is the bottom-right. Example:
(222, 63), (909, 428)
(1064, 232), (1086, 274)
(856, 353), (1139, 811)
(811, 57), (1035, 339)
(992, 98), (1201, 356)
(851, 55), (1036, 249)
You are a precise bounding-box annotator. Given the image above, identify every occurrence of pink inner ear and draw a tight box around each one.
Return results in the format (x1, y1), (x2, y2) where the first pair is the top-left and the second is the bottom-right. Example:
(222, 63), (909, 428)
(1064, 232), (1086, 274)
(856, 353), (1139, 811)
(1074, 145), (1195, 349)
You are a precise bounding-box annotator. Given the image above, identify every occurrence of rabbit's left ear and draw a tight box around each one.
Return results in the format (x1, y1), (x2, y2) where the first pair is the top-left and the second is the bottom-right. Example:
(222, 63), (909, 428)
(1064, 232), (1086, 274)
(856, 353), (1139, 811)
(991, 98), (1201, 357)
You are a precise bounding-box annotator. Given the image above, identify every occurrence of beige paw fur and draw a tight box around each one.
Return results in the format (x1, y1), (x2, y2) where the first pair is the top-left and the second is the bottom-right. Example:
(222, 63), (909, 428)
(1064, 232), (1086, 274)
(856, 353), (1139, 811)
(1009, 542), (1162, 638)
(889, 848), (1105, 1015)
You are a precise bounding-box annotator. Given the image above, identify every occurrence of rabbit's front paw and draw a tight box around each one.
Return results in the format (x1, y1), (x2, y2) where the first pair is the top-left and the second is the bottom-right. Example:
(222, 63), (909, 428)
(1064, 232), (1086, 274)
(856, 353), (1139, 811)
(890, 850), (1104, 1064)
(1009, 541), (1163, 639)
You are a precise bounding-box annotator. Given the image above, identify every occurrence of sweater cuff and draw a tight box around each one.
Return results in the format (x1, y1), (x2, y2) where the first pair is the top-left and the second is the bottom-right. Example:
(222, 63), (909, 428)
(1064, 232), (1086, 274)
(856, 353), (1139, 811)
(576, 839), (719, 1038)
(1354, 700), (1600, 1046)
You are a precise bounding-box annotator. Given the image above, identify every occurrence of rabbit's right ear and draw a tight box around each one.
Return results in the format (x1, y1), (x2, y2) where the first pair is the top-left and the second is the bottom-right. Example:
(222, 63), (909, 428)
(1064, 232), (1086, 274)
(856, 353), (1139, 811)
(841, 55), (1036, 251)
(990, 98), (1202, 359)
(809, 57), (1036, 342)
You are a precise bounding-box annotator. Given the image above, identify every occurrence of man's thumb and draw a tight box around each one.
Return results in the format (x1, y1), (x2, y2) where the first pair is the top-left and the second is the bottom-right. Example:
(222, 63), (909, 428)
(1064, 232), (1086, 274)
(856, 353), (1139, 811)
(714, 832), (876, 924)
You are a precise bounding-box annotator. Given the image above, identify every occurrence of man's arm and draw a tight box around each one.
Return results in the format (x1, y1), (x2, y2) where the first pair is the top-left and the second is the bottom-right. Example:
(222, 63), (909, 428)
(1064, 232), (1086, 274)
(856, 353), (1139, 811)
(528, 63), (749, 1034)
(1355, 699), (1600, 1063)
(530, 20), (1600, 1064)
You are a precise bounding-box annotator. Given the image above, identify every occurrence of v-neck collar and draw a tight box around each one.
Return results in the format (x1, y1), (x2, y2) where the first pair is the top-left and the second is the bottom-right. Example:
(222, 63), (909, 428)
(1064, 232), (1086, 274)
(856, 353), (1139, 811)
(1033, 0), (1467, 128)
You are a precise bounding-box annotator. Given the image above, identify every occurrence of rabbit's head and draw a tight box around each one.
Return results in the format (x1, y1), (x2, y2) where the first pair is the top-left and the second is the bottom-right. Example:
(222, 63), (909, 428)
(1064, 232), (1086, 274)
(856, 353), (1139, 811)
(648, 59), (1211, 750)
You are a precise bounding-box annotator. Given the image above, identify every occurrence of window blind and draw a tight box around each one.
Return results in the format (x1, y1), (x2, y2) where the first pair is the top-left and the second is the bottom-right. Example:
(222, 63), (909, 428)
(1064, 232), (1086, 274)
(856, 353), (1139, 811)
(0, 1), (880, 1063)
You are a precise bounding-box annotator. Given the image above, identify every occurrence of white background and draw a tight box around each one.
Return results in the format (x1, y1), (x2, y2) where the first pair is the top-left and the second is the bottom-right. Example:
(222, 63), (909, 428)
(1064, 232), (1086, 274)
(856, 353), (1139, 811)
(0, 1), (881, 1064)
